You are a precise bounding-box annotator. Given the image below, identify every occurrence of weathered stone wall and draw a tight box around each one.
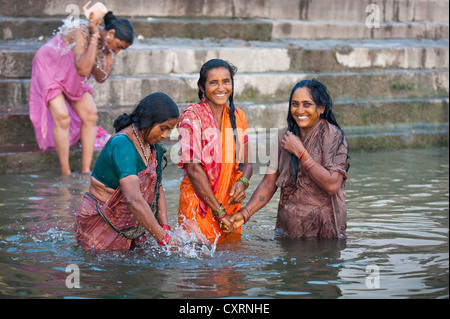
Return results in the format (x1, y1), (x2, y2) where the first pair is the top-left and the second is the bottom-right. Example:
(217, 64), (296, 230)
(0, 0), (448, 173)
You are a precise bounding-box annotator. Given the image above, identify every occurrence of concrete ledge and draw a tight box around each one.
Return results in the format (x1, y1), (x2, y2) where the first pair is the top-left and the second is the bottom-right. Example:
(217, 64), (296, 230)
(0, 145), (100, 174)
(2, 38), (448, 78)
(1, 16), (448, 41)
(345, 124), (449, 151)
(1, 124), (447, 174)
(1, 98), (448, 146)
(1, 69), (448, 108)
(1, 0), (448, 23)
(271, 19), (449, 40)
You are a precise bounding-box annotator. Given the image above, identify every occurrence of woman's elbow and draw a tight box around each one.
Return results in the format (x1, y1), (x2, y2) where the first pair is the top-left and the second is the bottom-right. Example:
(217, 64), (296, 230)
(94, 76), (106, 83)
(324, 178), (344, 195)
(185, 163), (203, 177)
(122, 191), (142, 209)
(325, 185), (340, 195)
(76, 66), (91, 78)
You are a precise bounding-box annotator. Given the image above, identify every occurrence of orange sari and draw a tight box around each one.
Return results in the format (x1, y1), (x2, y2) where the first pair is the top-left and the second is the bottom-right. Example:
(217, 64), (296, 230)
(177, 102), (248, 242)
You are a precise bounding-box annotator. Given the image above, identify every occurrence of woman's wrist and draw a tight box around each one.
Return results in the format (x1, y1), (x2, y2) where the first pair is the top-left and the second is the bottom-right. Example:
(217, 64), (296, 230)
(212, 203), (227, 219)
(157, 232), (173, 246)
(238, 176), (249, 190)
(298, 149), (307, 161)
(89, 32), (100, 47)
(241, 206), (252, 223)
(301, 154), (316, 170)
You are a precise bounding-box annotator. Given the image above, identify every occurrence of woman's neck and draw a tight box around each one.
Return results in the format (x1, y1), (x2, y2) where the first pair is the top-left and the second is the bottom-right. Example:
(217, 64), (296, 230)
(299, 118), (322, 138)
(205, 100), (225, 131)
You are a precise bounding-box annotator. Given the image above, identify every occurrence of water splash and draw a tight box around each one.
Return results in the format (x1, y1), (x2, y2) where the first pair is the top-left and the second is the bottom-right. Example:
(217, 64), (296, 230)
(159, 217), (220, 259)
(47, 18), (113, 82)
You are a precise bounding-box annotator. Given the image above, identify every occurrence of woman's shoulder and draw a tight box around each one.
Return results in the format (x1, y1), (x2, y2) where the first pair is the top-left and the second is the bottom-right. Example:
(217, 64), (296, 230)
(179, 102), (210, 124)
(234, 106), (247, 119)
(321, 120), (344, 139)
(184, 102), (207, 112)
(107, 134), (134, 148)
(180, 103), (203, 116)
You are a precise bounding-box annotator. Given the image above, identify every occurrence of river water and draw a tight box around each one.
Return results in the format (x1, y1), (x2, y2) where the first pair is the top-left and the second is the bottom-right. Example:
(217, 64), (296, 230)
(0, 147), (448, 299)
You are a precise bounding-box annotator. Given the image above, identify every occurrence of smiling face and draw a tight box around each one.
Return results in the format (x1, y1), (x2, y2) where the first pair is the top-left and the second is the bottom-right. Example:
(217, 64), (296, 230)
(201, 67), (233, 108)
(290, 86), (325, 137)
(142, 118), (178, 145)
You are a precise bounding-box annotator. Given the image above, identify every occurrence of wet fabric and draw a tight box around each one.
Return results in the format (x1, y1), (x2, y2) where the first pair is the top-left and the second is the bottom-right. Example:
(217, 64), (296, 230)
(177, 102), (248, 241)
(269, 119), (348, 238)
(75, 147), (161, 252)
(29, 34), (94, 151)
(92, 134), (146, 189)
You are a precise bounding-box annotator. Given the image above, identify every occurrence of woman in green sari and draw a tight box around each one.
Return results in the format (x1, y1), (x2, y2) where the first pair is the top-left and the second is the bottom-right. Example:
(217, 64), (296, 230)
(75, 92), (180, 252)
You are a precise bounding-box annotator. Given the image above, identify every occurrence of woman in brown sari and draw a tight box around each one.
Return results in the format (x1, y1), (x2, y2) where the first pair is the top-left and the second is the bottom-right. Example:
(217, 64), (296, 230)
(223, 79), (349, 238)
(75, 92), (180, 252)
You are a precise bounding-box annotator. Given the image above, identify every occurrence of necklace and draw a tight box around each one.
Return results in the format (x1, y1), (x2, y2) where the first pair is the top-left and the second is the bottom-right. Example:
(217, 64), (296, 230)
(132, 124), (150, 165)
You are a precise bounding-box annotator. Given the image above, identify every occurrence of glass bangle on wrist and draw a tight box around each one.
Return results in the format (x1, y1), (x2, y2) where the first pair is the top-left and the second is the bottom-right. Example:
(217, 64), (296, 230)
(212, 204), (227, 219)
(157, 233), (173, 246)
(239, 177), (249, 189)
(298, 149), (307, 161)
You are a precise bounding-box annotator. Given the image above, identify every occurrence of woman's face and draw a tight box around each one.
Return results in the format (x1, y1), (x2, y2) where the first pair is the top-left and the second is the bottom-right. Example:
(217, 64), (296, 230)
(105, 30), (130, 54)
(290, 86), (325, 135)
(143, 118), (178, 145)
(202, 67), (233, 108)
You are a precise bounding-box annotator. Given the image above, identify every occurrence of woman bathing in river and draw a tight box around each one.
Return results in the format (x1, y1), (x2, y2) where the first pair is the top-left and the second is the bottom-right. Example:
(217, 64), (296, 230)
(224, 79), (349, 238)
(75, 93), (180, 252)
(177, 59), (253, 243)
(29, 11), (133, 175)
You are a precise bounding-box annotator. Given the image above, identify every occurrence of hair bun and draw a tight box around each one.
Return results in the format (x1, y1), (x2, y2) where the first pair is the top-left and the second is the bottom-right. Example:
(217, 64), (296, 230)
(103, 11), (116, 27)
(112, 112), (132, 132)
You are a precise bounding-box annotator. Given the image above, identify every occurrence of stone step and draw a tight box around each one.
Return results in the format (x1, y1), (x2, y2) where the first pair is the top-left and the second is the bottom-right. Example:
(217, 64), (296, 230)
(1, 69), (448, 108)
(1, 98), (447, 146)
(0, 122), (448, 174)
(1, 0), (448, 23)
(0, 143), (100, 174)
(1, 38), (448, 78)
(270, 19), (449, 40)
(1, 16), (448, 41)
(242, 98), (450, 130)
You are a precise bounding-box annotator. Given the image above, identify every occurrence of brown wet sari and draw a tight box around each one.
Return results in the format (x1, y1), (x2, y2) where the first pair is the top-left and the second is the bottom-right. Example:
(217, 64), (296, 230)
(269, 119), (348, 238)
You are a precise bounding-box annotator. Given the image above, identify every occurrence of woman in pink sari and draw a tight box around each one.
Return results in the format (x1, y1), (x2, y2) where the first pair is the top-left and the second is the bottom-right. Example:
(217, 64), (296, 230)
(29, 11), (133, 175)
(75, 92), (180, 252)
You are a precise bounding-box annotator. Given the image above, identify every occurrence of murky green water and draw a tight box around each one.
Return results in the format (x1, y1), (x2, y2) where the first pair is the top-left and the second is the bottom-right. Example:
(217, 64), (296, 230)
(0, 147), (448, 299)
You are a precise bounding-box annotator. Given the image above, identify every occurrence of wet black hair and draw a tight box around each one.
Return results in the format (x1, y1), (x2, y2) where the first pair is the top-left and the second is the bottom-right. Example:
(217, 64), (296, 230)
(197, 59), (240, 150)
(287, 78), (349, 178)
(113, 92), (179, 133)
(104, 11), (134, 45)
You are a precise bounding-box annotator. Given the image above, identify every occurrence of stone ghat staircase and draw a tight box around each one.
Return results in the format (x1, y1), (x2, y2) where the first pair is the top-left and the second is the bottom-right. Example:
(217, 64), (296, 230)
(0, 0), (449, 173)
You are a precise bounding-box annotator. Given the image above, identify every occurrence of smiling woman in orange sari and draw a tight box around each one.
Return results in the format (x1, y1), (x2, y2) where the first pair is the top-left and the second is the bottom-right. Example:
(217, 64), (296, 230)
(177, 59), (253, 242)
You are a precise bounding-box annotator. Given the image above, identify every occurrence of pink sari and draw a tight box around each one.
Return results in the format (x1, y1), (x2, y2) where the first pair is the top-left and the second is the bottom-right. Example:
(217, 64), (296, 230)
(29, 34), (93, 151)
(75, 148), (159, 252)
